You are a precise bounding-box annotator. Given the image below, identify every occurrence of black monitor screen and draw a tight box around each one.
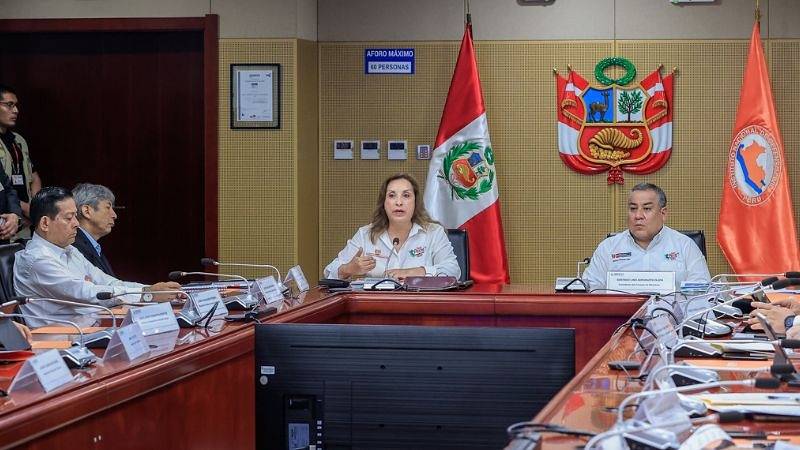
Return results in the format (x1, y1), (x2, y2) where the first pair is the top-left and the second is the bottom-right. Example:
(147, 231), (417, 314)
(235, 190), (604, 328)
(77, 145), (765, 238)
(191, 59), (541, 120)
(255, 324), (575, 450)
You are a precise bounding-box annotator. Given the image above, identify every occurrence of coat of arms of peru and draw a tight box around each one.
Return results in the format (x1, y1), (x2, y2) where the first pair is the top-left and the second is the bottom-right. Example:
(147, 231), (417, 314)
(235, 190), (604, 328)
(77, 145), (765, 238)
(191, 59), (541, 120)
(555, 57), (674, 184)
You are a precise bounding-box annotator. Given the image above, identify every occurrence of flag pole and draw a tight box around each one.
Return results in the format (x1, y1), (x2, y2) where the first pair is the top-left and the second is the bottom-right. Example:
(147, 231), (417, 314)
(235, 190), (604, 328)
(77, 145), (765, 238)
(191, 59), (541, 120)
(755, 0), (760, 23)
(464, 0), (471, 25)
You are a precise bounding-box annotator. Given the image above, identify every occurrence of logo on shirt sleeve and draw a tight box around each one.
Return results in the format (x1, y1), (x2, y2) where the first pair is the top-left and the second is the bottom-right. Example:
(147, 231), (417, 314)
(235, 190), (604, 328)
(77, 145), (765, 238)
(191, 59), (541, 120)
(611, 252), (632, 262)
(665, 251), (679, 260)
(409, 246), (426, 257)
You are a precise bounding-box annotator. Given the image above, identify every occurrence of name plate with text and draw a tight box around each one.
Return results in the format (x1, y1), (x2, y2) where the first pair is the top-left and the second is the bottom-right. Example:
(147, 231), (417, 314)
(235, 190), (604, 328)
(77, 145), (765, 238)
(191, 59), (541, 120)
(9, 349), (74, 394)
(256, 276), (285, 303)
(607, 271), (675, 295)
(123, 302), (180, 336)
(287, 265), (310, 292)
(103, 322), (150, 363)
(191, 289), (229, 318)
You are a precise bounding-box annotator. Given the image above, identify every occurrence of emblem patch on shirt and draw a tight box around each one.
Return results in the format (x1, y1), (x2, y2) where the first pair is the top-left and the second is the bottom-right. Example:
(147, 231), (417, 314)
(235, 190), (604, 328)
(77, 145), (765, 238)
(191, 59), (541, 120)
(665, 251), (679, 260)
(409, 246), (425, 257)
(611, 252), (632, 262)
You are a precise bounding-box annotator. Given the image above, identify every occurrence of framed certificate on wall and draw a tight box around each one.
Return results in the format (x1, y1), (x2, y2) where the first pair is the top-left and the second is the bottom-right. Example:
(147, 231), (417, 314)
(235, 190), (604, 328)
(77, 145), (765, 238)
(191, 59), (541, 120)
(230, 63), (280, 129)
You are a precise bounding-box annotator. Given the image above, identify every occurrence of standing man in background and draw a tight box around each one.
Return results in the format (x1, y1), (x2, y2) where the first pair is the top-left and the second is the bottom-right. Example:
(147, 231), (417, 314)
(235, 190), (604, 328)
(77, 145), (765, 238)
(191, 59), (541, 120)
(72, 183), (118, 276)
(0, 85), (41, 240)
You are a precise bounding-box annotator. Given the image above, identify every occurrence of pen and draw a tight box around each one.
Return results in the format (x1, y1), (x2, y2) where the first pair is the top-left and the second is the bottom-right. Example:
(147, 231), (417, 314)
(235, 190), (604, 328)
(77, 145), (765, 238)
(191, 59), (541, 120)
(767, 395), (800, 402)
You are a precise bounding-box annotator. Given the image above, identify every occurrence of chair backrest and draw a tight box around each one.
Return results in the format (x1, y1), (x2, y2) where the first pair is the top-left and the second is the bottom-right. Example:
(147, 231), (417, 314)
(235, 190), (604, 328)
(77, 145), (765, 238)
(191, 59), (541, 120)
(446, 229), (470, 282)
(606, 230), (707, 258)
(0, 243), (24, 303)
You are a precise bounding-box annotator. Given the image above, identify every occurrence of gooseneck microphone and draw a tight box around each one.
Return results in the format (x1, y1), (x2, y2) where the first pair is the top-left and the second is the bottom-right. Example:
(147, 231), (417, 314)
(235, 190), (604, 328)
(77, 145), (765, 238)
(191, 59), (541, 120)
(201, 258), (282, 283)
(383, 237), (401, 277)
(169, 270), (249, 286)
(11, 296), (119, 329)
(96, 290), (185, 304)
(0, 311), (96, 368)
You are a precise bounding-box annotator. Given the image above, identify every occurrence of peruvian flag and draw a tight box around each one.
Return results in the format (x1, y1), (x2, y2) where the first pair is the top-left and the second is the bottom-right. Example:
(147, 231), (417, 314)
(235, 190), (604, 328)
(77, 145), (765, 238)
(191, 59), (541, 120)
(423, 19), (510, 284)
(717, 20), (800, 274)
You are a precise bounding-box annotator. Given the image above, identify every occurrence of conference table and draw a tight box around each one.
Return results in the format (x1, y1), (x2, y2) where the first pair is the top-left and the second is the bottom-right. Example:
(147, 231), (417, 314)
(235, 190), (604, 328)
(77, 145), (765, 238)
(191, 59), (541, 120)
(0, 285), (669, 449)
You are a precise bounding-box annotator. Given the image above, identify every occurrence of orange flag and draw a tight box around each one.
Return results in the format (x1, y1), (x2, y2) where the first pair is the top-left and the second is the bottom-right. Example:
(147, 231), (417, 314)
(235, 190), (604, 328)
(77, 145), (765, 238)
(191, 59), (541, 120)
(717, 20), (800, 274)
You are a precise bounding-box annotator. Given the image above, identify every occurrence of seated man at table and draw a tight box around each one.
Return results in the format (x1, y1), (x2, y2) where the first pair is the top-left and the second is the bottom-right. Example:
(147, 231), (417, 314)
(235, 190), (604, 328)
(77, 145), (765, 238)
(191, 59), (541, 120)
(748, 296), (800, 337)
(13, 186), (182, 327)
(583, 183), (711, 292)
(72, 182), (118, 276)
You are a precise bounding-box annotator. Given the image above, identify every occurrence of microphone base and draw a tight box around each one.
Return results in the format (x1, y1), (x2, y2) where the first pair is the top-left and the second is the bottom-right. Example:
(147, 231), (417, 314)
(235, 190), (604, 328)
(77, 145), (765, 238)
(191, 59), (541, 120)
(669, 367), (719, 387)
(681, 319), (731, 338)
(623, 428), (679, 450)
(176, 311), (201, 328)
(673, 342), (722, 358)
(60, 346), (97, 369)
(73, 330), (115, 349)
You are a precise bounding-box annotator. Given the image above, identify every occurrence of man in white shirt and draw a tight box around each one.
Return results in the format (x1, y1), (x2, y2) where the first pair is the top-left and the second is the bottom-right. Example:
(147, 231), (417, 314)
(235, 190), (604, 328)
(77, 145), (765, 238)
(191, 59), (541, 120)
(14, 186), (182, 327)
(583, 183), (711, 292)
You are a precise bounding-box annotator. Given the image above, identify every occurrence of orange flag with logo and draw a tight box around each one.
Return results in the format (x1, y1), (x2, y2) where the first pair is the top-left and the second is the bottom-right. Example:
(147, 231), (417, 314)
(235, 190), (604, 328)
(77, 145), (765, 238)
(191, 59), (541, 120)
(717, 20), (800, 274)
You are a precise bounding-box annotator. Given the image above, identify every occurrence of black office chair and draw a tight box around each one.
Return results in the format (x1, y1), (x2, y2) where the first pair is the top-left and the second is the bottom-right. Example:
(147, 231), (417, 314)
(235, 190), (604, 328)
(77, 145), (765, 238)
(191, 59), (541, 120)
(0, 242), (24, 303)
(446, 229), (470, 282)
(606, 230), (706, 258)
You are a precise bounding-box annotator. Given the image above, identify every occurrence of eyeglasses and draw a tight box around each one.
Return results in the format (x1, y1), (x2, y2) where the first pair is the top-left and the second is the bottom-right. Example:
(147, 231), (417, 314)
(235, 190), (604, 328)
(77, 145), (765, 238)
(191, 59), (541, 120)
(0, 102), (19, 110)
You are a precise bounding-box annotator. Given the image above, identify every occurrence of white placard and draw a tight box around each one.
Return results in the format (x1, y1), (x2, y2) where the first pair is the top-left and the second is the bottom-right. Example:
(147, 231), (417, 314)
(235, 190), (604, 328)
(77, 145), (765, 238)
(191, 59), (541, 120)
(237, 70), (273, 121)
(647, 314), (679, 349)
(635, 390), (692, 435)
(145, 330), (179, 356)
(287, 265), (310, 292)
(103, 323), (150, 363)
(607, 271), (676, 295)
(123, 302), (180, 336)
(191, 289), (228, 318)
(678, 424), (731, 450)
(256, 276), (286, 303)
(17, 349), (74, 393)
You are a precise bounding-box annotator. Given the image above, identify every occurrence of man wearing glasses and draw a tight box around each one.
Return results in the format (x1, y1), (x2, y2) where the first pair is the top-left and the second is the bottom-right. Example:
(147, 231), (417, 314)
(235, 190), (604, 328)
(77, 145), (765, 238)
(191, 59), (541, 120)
(0, 85), (40, 240)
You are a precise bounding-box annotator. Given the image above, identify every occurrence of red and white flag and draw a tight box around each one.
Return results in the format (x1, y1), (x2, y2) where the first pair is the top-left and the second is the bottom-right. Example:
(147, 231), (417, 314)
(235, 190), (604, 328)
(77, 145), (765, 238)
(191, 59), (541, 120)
(717, 20), (800, 274)
(424, 19), (510, 284)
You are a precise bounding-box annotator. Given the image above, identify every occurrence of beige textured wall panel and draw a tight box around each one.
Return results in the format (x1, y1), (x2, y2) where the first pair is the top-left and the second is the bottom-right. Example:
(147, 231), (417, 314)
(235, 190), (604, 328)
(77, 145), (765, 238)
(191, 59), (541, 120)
(219, 39), (296, 279)
(320, 39), (800, 283)
(769, 0), (800, 38)
(296, 39), (320, 276)
(0, 0), (208, 18)
(319, 41), (616, 282)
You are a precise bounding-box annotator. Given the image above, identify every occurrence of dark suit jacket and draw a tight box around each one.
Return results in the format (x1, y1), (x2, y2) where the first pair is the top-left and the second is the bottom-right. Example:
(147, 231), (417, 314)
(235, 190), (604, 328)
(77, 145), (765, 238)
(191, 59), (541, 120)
(0, 170), (22, 245)
(73, 228), (116, 277)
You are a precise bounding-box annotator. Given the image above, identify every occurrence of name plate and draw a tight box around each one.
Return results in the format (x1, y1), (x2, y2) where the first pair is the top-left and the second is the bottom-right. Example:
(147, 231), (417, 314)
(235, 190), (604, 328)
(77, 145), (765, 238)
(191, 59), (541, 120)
(648, 314), (679, 349)
(123, 302), (180, 336)
(9, 348), (74, 394)
(256, 276), (285, 303)
(607, 271), (675, 295)
(103, 322), (150, 363)
(191, 289), (228, 318)
(287, 265), (309, 292)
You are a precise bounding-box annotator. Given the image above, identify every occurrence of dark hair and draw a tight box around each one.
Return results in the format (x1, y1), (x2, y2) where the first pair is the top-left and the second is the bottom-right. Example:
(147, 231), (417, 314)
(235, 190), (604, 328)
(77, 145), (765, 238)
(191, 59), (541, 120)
(368, 173), (434, 243)
(0, 85), (16, 99)
(631, 182), (667, 208)
(31, 186), (73, 230)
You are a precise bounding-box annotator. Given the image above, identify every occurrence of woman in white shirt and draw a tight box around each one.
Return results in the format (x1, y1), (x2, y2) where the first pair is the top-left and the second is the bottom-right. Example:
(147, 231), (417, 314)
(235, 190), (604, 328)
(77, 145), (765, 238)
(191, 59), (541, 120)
(324, 173), (460, 280)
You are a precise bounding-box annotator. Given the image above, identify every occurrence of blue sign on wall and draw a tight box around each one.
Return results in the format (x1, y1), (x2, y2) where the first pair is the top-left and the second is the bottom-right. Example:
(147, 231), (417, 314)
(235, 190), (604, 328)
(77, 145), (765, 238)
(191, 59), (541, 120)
(364, 48), (415, 74)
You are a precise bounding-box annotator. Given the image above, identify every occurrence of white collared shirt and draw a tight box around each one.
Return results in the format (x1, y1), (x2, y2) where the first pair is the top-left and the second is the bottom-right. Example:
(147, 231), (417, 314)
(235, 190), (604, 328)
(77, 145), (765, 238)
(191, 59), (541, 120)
(582, 225), (711, 292)
(324, 222), (460, 280)
(14, 233), (144, 327)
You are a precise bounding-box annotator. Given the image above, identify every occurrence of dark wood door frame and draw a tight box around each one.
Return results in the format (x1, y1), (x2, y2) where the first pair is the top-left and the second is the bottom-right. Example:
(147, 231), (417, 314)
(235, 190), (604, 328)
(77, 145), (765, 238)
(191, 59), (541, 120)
(0, 15), (219, 261)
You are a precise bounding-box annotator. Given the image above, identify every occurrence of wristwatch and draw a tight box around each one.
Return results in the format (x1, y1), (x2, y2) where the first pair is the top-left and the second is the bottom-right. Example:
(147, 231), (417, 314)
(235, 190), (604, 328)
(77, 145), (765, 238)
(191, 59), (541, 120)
(142, 292), (154, 302)
(784, 315), (796, 332)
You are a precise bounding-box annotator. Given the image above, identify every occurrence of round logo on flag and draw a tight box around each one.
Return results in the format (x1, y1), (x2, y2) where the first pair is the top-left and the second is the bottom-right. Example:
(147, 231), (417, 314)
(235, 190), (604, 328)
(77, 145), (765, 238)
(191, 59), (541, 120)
(440, 139), (495, 201)
(727, 124), (782, 206)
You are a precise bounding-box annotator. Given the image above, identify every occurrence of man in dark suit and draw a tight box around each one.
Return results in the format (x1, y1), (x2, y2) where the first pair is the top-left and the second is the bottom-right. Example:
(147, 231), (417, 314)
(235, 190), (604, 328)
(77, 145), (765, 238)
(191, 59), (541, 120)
(71, 183), (117, 276)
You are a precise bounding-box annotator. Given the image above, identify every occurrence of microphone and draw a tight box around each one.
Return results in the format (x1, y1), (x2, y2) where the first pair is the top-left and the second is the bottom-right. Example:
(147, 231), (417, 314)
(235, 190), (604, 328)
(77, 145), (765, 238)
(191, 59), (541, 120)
(754, 312), (800, 384)
(645, 362), (772, 390)
(12, 296), (119, 331)
(0, 312), (96, 368)
(676, 279), (779, 338)
(170, 271), (258, 310)
(96, 290), (184, 304)
(169, 270), (249, 286)
(383, 237), (401, 277)
(771, 277), (800, 290)
(709, 272), (784, 284)
(200, 258), (282, 284)
(615, 377), (780, 425)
